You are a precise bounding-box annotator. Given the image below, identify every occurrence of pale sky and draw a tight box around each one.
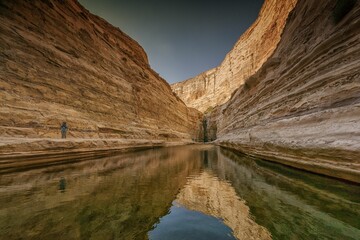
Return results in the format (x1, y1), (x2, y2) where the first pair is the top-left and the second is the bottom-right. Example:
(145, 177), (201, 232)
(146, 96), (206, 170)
(79, 0), (264, 83)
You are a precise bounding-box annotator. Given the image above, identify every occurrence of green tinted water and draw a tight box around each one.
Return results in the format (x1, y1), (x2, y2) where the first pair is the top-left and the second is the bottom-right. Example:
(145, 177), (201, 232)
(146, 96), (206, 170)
(0, 145), (359, 239)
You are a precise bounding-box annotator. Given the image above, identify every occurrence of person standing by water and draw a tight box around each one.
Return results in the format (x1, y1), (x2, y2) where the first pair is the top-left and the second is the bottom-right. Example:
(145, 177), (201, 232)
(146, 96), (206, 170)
(60, 122), (68, 139)
(59, 177), (66, 192)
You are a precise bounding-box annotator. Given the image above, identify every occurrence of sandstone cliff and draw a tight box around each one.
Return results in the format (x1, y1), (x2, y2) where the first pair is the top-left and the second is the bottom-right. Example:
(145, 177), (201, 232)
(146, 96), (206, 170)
(171, 0), (297, 112)
(216, 0), (360, 183)
(0, 0), (201, 154)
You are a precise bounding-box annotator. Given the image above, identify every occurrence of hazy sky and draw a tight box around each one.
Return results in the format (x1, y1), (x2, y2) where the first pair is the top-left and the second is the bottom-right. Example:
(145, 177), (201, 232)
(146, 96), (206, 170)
(78, 0), (264, 84)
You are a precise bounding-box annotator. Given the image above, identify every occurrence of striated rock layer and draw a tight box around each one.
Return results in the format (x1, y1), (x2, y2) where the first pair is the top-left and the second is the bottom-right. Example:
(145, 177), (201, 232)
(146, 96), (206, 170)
(216, 1), (360, 183)
(0, 0), (201, 154)
(171, 0), (297, 112)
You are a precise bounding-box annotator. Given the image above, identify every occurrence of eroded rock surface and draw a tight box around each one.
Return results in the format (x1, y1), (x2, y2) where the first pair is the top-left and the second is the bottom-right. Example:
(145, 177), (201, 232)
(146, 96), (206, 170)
(216, 1), (360, 183)
(171, 0), (297, 112)
(172, 0), (360, 183)
(0, 0), (201, 154)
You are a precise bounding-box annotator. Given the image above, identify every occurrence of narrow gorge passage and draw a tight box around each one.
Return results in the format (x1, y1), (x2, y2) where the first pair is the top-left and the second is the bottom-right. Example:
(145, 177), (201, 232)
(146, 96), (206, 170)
(0, 0), (359, 239)
(173, 0), (360, 184)
(1, 0), (358, 182)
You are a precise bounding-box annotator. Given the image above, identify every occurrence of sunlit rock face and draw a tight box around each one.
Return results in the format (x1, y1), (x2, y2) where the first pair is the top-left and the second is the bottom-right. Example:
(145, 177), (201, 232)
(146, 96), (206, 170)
(171, 0), (297, 112)
(176, 171), (271, 240)
(217, 1), (360, 183)
(0, 0), (202, 147)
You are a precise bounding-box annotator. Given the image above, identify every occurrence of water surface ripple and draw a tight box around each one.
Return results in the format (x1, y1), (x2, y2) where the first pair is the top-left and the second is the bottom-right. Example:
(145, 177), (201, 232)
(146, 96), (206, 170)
(0, 145), (359, 239)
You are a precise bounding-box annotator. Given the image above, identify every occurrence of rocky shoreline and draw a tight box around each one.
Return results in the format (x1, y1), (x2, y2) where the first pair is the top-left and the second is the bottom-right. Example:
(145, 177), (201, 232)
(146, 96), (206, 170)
(0, 138), (196, 173)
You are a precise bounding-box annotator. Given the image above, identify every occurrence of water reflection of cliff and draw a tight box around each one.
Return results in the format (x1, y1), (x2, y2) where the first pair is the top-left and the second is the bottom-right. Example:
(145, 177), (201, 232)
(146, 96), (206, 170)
(0, 146), (204, 239)
(1, 145), (359, 240)
(215, 148), (360, 240)
(176, 171), (271, 240)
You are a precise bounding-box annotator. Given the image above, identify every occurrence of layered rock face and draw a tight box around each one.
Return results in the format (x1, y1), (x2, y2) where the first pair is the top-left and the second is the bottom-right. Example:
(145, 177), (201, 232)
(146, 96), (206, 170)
(217, 1), (360, 183)
(0, 0), (201, 153)
(171, 0), (297, 112)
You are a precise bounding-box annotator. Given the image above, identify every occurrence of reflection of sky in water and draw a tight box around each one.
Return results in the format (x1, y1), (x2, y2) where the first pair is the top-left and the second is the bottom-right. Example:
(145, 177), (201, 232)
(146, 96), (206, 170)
(149, 202), (236, 240)
(0, 145), (359, 240)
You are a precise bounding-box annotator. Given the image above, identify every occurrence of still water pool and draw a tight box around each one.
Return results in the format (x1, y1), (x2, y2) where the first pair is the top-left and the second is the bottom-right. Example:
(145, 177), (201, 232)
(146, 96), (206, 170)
(0, 145), (359, 239)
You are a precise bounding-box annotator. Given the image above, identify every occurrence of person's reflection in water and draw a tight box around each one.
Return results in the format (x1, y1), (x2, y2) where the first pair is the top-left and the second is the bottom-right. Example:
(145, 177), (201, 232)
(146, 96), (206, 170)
(203, 151), (209, 168)
(59, 177), (66, 192)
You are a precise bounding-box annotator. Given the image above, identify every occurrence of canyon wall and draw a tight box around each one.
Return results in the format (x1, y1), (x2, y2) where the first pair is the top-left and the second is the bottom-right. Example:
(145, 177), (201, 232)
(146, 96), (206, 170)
(0, 0), (201, 154)
(171, 0), (297, 112)
(217, 0), (360, 183)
